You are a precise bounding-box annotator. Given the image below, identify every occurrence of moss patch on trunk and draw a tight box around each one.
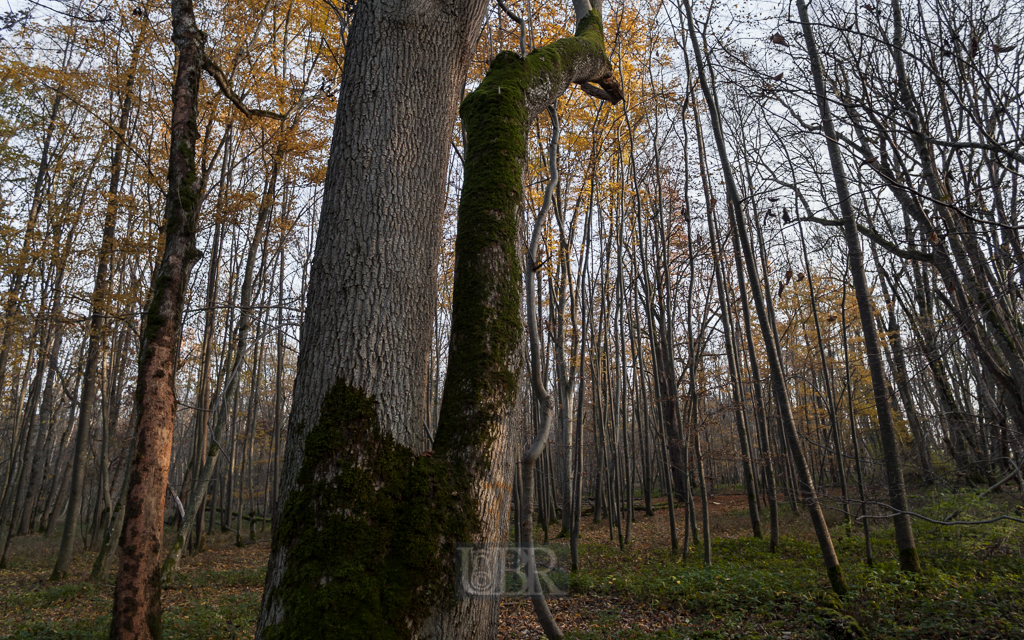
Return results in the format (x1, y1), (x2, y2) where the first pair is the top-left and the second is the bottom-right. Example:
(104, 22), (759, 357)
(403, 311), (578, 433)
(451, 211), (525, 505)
(262, 380), (475, 640)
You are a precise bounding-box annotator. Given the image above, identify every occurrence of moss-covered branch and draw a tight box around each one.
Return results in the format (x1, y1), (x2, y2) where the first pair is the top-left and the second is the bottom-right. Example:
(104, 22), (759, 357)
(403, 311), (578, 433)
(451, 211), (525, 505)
(434, 9), (620, 460)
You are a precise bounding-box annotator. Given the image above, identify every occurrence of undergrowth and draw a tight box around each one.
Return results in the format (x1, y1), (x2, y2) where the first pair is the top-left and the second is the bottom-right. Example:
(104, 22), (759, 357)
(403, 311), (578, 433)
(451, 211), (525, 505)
(556, 488), (1024, 639)
(0, 489), (1020, 639)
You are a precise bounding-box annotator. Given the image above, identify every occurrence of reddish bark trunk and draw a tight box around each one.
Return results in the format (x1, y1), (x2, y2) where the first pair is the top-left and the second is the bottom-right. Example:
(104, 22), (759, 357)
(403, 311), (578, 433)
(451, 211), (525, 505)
(109, 1), (205, 637)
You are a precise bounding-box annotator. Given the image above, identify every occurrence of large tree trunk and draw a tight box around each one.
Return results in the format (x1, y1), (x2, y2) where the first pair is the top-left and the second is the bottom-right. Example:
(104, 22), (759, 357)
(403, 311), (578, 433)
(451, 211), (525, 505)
(261, 0), (490, 454)
(109, 0), (206, 635)
(257, 4), (619, 637)
(256, 1), (492, 635)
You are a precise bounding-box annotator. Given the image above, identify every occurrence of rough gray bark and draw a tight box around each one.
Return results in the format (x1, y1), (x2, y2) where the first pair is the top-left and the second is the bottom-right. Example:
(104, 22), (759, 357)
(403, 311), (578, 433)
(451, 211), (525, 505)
(256, 0), (498, 636)
(257, 3), (619, 637)
(268, 2), (489, 457)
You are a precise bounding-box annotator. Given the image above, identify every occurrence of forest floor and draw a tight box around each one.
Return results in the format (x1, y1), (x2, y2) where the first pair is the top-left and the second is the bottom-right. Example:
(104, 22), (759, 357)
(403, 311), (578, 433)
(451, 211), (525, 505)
(1, 488), (1022, 639)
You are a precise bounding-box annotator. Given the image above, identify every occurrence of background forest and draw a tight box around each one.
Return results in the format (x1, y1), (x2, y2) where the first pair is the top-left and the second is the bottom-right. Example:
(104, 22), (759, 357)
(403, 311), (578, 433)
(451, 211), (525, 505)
(0, 0), (1022, 637)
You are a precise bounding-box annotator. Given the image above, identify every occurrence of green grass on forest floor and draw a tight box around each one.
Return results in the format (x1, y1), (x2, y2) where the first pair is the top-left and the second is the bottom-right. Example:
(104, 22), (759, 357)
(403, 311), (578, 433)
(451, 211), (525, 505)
(551, 529), (1024, 639)
(0, 531), (267, 640)
(1, 489), (1022, 639)
(517, 488), (1024, 639)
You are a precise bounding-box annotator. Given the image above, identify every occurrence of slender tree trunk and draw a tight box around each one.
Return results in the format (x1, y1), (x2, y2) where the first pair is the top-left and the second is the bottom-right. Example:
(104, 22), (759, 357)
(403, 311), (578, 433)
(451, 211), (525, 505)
(795, 0), (919, 573)
(0, 360), (40, 566)
(43, 358), (83, 537)
(875, 258), (933, 481)
(679, 0), (846, 592)
(190, 219), (223, 552)
(91, 423), (137, 581)
(20, 332), (62, 535)
(0, 94), (61, 405)
(521, 108), (564, 637)
(569, 234), (592, 565)
(110, 0), (207, 634)
(795, 213), (850, 525)
(51, 19), (142, 582)
(840, 278), (872, 565)
(690, 398), (711, 566)
(695, 106), (760, 539)
(271, 212), (287, 516)
(732, 223), (780, 550)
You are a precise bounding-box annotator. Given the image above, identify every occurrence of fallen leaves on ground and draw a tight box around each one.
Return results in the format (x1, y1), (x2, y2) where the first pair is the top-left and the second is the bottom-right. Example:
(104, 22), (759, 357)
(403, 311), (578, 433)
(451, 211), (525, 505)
(499, 594), (692, 639)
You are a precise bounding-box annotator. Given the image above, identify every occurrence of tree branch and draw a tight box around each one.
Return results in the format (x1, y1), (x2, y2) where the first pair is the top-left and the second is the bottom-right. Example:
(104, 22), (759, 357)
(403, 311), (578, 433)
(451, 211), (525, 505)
(797, 215), (933, 262)
(202, 55), (285, 120)
(495, 0), (526, 57)
(858, 501), (1024, 526)
(576, 79), (620, 102)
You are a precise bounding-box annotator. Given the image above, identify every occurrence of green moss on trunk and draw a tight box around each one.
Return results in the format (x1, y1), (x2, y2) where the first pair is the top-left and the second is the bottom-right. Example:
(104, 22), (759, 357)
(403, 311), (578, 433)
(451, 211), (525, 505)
(434, 10), (611, 460)
(262, 13), (619, 638)
(898, 546), (922, 573)
(262, 380), (475, 640)
(826, 564), (849, 596)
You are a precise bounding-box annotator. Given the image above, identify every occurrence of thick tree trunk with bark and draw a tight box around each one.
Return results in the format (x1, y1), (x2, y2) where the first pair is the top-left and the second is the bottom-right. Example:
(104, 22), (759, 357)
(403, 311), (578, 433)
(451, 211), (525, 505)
(257, 5), (619, 638)
(256, 1), (490, 635)
(261, 1), (489, 455)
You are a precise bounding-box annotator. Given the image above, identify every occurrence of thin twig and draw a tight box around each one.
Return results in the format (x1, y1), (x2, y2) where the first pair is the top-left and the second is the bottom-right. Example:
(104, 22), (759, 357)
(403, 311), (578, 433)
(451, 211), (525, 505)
(857, 501), (1024, 526)
(522, 104), (563, 640)
(495, 0), (526, 57)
